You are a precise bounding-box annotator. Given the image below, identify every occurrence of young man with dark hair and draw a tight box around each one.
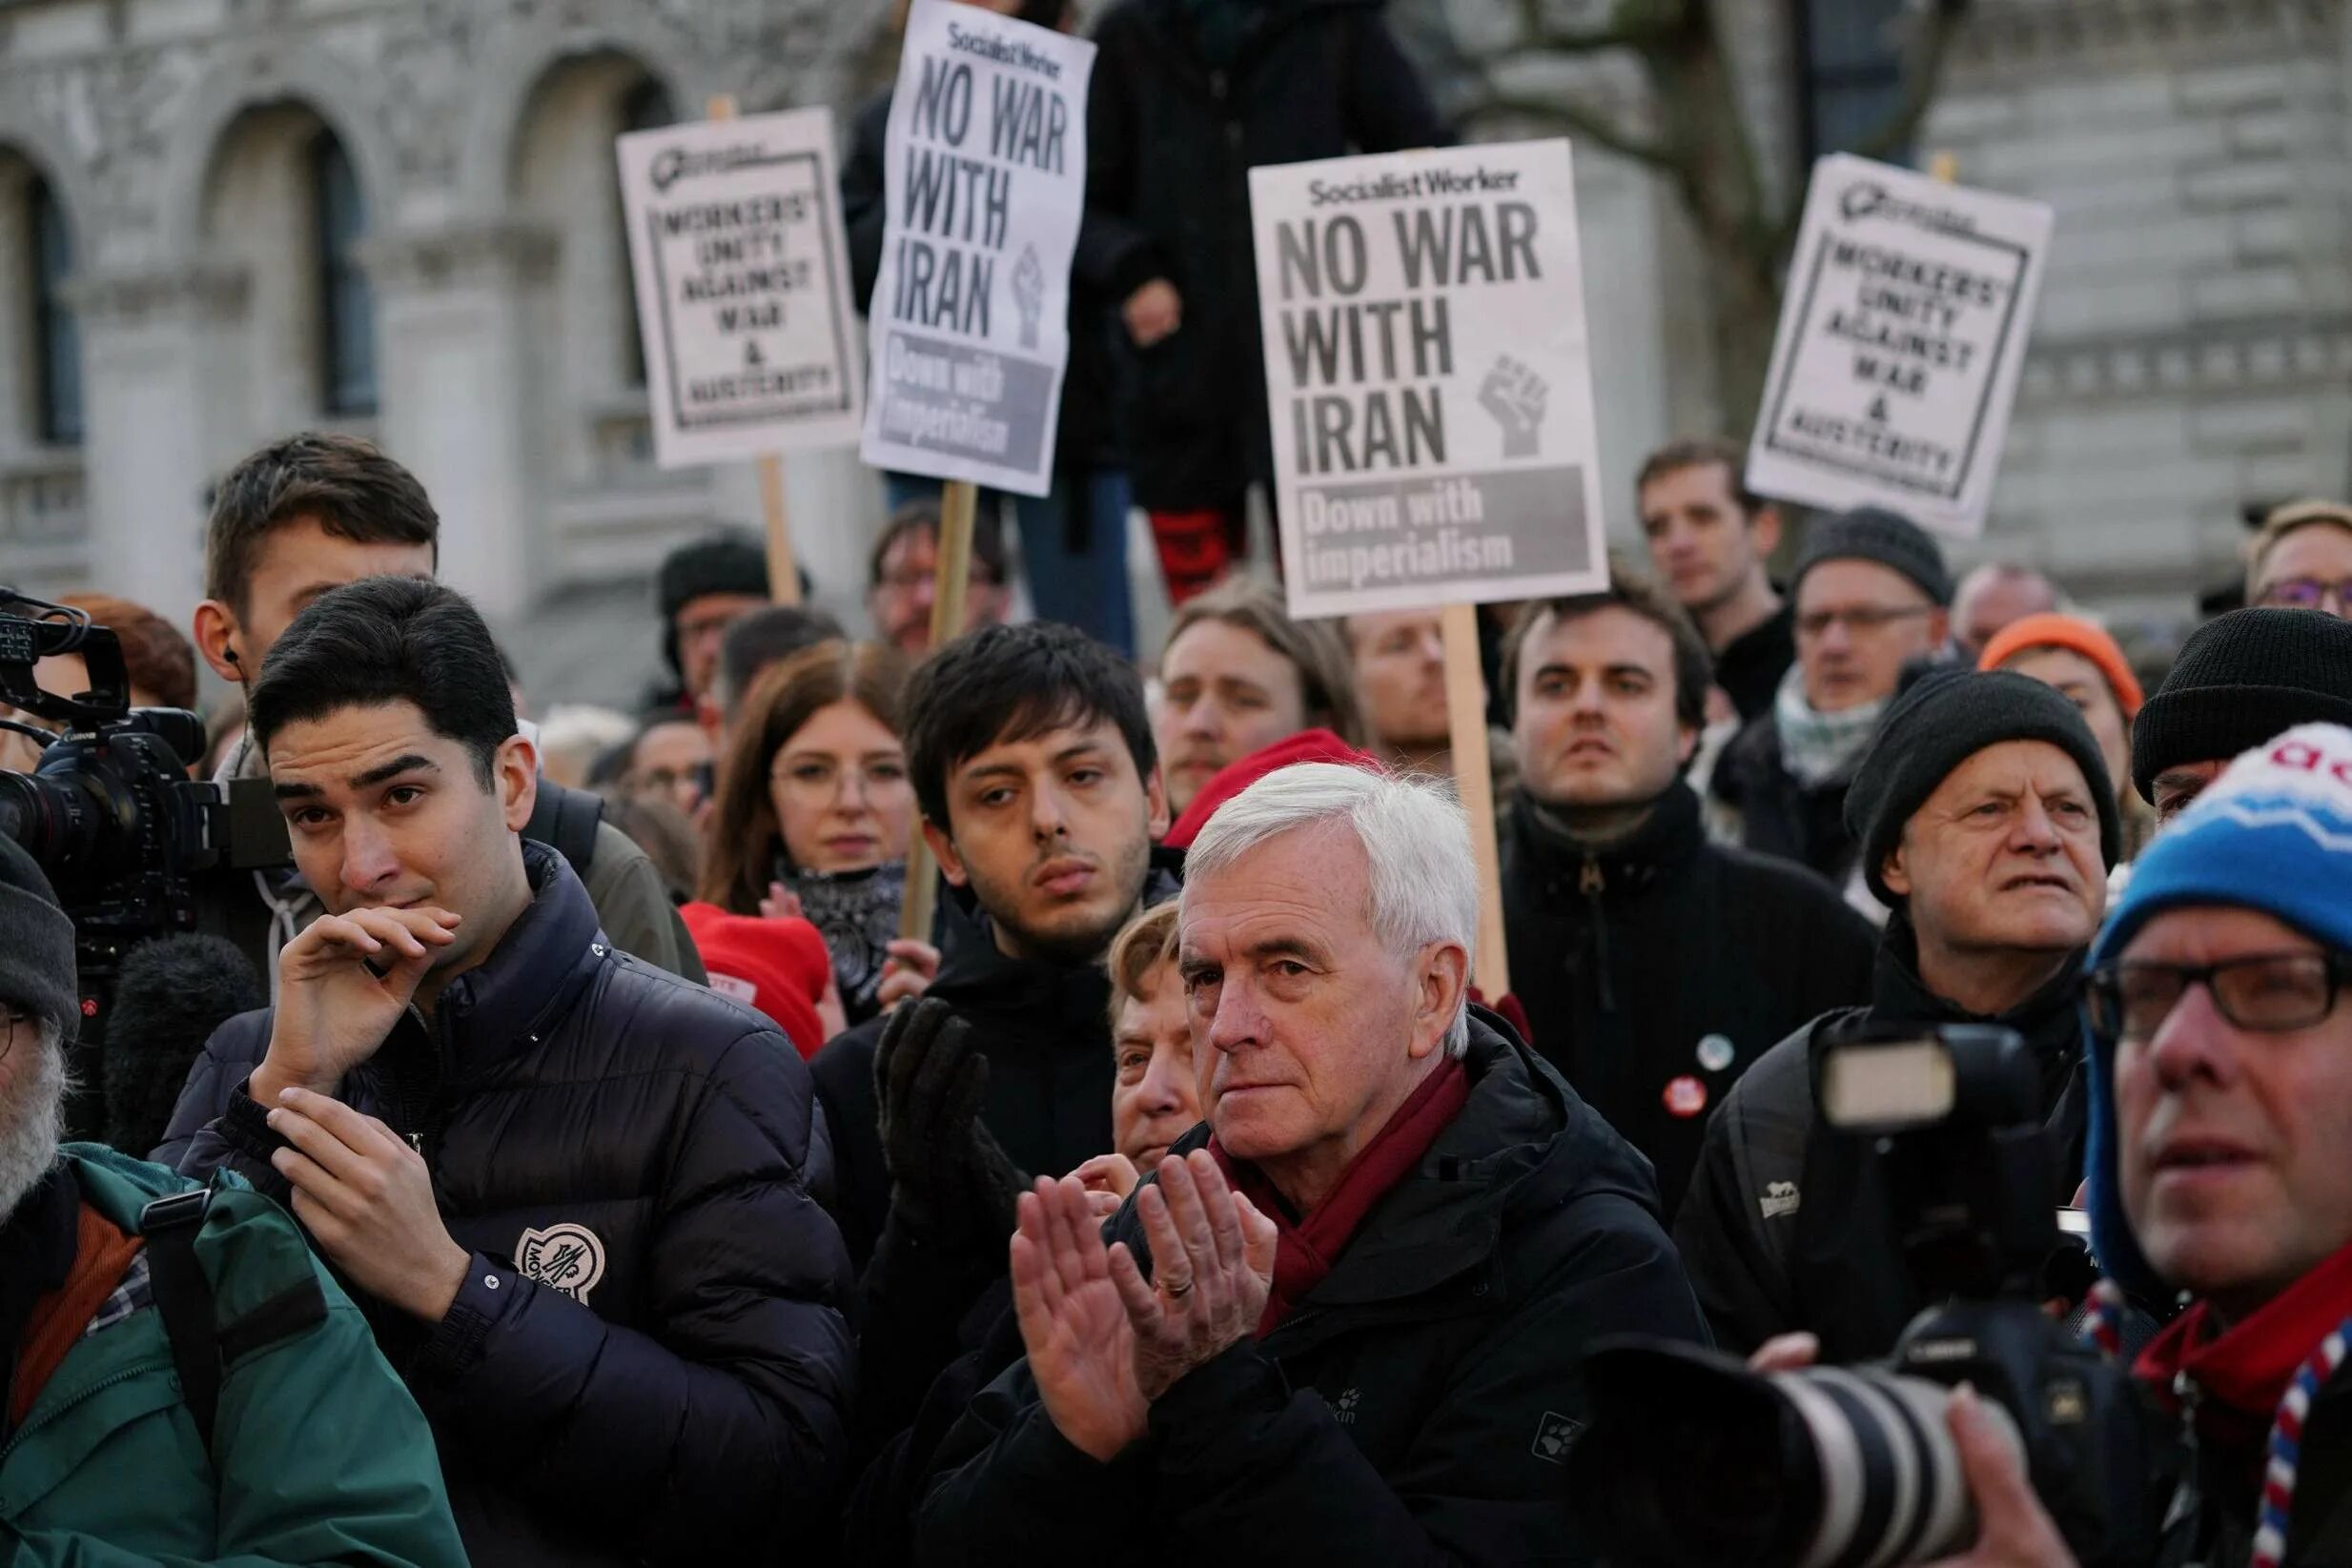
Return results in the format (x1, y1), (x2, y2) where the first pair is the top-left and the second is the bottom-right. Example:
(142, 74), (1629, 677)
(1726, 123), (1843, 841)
(192, 431), (703, 982)
(157, 576), (854, 1567)
(1636, 438), (1790, 723)
(811, 621), (1175, 1465)
(1498, 566), (1875, 1216)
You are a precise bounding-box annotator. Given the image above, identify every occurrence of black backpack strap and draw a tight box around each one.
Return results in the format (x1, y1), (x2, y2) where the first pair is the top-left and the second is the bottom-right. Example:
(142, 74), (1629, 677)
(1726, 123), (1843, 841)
(138, 1190), (221, 1444)
(523, 779), (603, 878)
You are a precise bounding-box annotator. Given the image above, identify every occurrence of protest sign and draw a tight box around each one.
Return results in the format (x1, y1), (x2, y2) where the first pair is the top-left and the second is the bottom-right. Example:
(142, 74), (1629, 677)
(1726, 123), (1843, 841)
(859, 0), (1094, 497)
(618, 107), (864, 470)
(1747, 153), (2055, 539)
(1249, 139), (1608, 624)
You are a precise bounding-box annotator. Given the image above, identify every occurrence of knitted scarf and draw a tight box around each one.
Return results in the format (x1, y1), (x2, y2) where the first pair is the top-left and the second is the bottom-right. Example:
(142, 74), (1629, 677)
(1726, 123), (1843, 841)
(1772, 663), (1887, 788)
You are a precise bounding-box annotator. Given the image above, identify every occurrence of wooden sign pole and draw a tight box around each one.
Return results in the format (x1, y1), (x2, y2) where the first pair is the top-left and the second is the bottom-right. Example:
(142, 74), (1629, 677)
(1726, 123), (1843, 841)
(1441, 601), (1510, 1000)
(897, 479), (981, 942)
(705, 92), (802, 606)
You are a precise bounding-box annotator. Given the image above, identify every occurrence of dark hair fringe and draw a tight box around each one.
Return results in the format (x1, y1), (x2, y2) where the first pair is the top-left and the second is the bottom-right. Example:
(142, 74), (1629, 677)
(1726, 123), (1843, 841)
(1500, 556), (1716, 732)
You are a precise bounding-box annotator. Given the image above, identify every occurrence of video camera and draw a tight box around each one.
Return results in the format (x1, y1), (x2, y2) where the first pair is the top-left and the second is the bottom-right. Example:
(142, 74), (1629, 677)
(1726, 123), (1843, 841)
(0, 588), (286, 1130)
(1567, 1022), (2157, 1567)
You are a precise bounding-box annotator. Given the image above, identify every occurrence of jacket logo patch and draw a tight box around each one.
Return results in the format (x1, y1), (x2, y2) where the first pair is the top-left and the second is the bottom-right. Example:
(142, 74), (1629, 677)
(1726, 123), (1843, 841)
(1531, 1411), (1584, 1464)
(1329, 1387), (1360, 1425)
(1760, 1180), (1801, 1220)
(516, 1223), (607, 1305)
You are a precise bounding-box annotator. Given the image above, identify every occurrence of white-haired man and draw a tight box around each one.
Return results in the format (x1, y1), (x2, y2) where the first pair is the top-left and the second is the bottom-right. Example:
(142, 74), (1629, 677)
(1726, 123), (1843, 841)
(911, 764), (1708, 1563)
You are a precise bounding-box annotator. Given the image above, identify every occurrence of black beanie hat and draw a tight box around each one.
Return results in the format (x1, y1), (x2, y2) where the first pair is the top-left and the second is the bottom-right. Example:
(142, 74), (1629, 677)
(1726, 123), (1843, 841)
(2130, 607), (2352, 802)
(1846, 668), (2122, 906)
(1792, 506), (1954, 607)
(0, 839), (77, 1045)
(656, 532), (769, 675)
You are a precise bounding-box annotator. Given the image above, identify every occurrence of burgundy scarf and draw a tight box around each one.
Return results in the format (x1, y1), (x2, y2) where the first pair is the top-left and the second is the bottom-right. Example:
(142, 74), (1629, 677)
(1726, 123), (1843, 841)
(2137, 1235), (2352, 1446)
(1209, 1056), (1469, 1334)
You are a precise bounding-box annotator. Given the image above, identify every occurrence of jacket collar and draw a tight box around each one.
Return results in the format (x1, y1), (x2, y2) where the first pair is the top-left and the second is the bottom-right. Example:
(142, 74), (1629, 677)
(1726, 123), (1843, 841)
(1508, 781), (1704, 893)
(927, 847), (1182, 1038)
(426, 841), (606, 1077)
(1868, 915), (2088, 1088)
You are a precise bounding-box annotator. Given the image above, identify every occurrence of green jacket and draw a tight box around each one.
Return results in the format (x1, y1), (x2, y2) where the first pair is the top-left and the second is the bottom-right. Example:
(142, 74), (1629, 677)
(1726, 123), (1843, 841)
(0, 1145), (467, 1567)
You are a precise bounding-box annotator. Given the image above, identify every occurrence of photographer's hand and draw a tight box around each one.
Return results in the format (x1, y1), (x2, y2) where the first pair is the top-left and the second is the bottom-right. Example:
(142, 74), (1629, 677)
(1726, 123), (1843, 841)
(1923, 1386), (2077, 1568)
(251, 906), (459, 1107)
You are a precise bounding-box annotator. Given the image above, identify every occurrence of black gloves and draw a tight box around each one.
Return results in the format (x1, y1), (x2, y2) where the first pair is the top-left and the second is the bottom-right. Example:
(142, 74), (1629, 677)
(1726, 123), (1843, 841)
(873, 999), (1031, 1251)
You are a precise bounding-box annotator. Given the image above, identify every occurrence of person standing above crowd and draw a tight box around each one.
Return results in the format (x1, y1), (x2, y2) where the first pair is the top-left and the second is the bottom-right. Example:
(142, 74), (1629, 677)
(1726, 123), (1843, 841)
(647, 530), (769, 714)
(866, 499), (1014, 658)
(914, 764), (1706, 1564)
(2130, 606), (2352, 828)
(1084, 0), (1447, 601)
(1498, 571), (1875, 1217)
(1678, 670), (2117, 1360)
(1635, 438), (1790, 724)
(698, 640), (931, 1030)
(1950, 560), (2059, 662)
(1713, 505), (1953, 913)
(2247, 497), (2352, 615)
(1978, 612), (2152, 861)
(1155, 578), (1363, 821)
(159, 578), (854, 1566)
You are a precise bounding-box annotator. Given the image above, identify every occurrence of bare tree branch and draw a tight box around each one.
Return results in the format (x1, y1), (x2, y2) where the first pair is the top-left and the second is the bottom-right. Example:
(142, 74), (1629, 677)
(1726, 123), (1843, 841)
(1848, 0), (1974, 166)
(1461, 88), (1681, 172)
(1458, 0), (1689, 71)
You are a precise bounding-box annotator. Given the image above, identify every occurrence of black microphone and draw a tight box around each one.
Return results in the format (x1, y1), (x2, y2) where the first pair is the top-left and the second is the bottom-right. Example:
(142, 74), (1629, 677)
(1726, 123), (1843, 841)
(104, 934), (263, 1160)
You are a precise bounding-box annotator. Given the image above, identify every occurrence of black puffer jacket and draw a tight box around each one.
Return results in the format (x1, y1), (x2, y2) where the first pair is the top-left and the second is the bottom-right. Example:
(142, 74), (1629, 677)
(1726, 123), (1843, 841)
(1086, 0), (1449, 509)
(1671, 920), (2091, 1361)
(155, 845), (855, 1568)
(911, 1012), (1709, 1566)
(1500, 783), (1876, 1218)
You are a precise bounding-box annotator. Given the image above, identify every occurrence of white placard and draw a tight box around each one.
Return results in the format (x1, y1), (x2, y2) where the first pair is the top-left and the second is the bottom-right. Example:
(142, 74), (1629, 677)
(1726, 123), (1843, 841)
(858, 0), (1094, 498)
(1747, 153), (2055, 540)
(1249, 140), (1609, 621)
(617, 109), (865, 467)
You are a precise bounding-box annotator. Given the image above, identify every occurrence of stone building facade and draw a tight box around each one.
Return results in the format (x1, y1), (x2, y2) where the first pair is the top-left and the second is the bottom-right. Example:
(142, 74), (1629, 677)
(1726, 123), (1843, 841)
(0, 0), (2343, 701)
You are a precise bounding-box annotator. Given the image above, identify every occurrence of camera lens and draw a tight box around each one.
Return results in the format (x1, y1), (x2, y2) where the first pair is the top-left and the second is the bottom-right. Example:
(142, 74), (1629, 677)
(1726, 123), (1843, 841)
(1573, 1341), (2000, 1568)
(0, 753), (115, 881)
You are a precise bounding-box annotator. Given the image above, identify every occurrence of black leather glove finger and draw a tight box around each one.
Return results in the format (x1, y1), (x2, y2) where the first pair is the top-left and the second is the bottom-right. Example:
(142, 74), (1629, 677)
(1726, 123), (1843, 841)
(956, 1070), (1033, 1251)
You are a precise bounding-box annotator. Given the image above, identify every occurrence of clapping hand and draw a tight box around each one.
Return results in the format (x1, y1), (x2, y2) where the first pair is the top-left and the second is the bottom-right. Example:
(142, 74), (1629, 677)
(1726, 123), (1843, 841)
(1012, 1174), (1149, 1461)
(1106, 1151), (1278, 1401)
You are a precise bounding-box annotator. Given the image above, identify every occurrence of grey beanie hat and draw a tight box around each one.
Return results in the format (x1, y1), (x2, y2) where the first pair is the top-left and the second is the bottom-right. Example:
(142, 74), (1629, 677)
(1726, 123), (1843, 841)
(0, 838), (76, 1043)
(1792, 506), (1954, 607)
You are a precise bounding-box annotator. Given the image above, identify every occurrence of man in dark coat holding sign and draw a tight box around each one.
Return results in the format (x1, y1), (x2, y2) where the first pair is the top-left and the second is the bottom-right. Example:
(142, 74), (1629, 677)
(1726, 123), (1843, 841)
(1083, 0), (1450, 601)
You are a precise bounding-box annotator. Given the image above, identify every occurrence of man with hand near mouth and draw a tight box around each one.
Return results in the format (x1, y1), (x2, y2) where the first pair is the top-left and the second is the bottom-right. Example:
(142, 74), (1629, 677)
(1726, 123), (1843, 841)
(1497, 568), (1875, 1219)
(1677, 668), (2118, 1361)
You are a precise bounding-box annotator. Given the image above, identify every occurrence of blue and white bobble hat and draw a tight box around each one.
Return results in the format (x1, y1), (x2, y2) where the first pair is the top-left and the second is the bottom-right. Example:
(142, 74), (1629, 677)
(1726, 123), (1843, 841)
(2085, 723), (2352, 1299)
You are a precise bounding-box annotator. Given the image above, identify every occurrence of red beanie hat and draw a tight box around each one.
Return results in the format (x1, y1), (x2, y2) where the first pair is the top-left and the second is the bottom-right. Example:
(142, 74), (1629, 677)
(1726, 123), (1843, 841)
(679, 902), (834, 1059)
(1161, 728), (1382, 850)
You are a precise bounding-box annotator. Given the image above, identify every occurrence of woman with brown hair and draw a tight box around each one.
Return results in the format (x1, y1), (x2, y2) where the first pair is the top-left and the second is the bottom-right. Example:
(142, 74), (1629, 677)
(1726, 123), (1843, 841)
(697, 640), (931, 1028)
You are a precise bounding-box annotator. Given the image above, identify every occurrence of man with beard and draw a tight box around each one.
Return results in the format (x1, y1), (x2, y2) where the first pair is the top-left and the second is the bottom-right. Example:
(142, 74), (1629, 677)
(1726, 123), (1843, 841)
(812, 621), (1177, 1461)
(1498, 571), (1875, 1218)
(1675, 669), (2119, 1360)
(0, 837), (465, 1564)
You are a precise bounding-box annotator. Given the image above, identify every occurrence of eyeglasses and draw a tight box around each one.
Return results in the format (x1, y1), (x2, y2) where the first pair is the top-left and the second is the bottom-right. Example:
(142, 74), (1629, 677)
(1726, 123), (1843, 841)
(2084, 951), (2352, 1040)
(2255, 578), (2352, 613)
(770, 758), (909, 802)
(1793, 605), (1938, 640)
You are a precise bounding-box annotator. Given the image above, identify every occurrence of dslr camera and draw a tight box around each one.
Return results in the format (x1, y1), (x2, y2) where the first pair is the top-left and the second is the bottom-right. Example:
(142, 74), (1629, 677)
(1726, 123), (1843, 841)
(1568, 1022), (2156, 1568)
(0, 588), (284, 1125)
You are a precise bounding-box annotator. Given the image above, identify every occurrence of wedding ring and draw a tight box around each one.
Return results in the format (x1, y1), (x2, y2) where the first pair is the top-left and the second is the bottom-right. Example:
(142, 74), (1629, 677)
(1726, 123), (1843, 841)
(1160, 1273), (1195, 1298)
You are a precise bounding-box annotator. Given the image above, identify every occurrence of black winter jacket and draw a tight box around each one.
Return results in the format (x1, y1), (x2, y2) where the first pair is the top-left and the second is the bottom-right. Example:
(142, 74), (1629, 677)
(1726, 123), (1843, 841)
(1713, 711), (1864, 890)
(1499, 783), (1876, 1218)
(154, 845), (856, 1568)
(1671, 921), (2091, 1361)
(1713, 602), (1796, 726)
(844, 91), (1135, 481)
(2155, 1361), (2352, 1566)
(910, 1012), (1709, 1565)
(1085, 0), (1449, 509)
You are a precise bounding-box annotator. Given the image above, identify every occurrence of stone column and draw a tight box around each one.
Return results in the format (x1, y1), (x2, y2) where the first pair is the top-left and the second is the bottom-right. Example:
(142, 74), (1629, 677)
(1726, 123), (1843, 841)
(63, 264), (251, 625)
(359, 223), (558, 623)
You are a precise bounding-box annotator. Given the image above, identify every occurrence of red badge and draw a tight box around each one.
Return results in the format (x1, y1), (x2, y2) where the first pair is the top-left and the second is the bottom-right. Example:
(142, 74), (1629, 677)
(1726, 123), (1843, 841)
(1663, 1075), (1708, 1118)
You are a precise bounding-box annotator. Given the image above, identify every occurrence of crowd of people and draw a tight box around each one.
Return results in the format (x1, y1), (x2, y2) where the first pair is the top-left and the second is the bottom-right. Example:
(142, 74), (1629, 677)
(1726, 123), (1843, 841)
(4, 0), (2352, 1562)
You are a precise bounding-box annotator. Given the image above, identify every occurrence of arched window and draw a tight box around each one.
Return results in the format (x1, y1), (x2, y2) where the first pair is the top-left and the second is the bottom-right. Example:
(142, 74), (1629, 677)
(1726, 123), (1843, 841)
(312, 132), (377, 416)
(1795, 0), (1910, 165)
(30, 177), (80, 445)
(619, 78), (677, 388)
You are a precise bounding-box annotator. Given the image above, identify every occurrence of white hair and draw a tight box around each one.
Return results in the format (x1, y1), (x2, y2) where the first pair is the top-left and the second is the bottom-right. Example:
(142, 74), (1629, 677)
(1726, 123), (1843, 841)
(0, 1021), (66, 1222)
(1182, 763), (1477, 1057)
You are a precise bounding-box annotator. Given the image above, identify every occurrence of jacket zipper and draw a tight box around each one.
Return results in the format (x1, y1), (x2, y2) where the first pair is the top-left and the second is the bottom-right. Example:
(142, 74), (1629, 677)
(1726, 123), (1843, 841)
(0, 1364), (162, 1465)
(1580, 855), (1616, 1013)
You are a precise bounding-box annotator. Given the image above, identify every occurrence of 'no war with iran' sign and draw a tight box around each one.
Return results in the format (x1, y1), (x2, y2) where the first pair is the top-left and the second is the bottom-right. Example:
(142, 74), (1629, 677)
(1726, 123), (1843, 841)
(1250, 140), (1608, 621)
(1748, 153), (2055, 539)
(618, 108), (865, 468)
(859, 0), (1094, 498)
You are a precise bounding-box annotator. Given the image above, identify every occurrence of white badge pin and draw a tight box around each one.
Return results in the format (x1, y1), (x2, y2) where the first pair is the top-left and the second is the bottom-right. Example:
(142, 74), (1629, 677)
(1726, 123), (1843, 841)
(1696, 1033), (1736, 1074)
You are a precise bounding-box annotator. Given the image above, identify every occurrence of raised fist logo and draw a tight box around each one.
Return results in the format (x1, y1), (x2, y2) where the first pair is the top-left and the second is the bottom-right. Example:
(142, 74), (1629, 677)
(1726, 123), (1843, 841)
(1012, 245), (1047, 350)
(1479, 355), (1549, 459)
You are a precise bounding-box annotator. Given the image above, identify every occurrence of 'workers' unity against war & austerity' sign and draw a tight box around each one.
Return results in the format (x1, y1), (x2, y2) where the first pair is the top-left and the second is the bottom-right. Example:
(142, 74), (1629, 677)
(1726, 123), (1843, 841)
(1249, 140), (1609, 620)
(618, 108), (864, 468)
(1747, 153), (2054, 539)
(859, 0), (1094, 497)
